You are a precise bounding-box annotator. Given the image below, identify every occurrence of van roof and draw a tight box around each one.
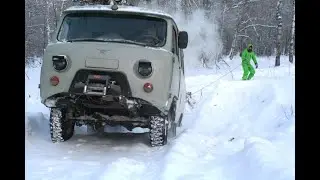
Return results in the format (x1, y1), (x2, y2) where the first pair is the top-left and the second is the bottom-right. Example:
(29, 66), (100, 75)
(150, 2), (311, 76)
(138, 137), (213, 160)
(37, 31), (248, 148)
(65, 5), (174, 19)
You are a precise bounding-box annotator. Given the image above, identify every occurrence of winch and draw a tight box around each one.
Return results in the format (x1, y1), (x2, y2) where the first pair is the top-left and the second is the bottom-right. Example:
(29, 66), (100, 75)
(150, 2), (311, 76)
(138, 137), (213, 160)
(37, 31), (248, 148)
(83, 74), (111, 96)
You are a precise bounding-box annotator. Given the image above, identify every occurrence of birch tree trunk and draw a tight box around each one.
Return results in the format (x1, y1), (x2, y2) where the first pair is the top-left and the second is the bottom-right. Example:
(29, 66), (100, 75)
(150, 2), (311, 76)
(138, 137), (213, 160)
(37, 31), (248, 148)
(229, 32), (238, 60)
(60, 0), (66, 17)
(275, 0), (283, 67)
(228, 5), (241, 60)
(289, 0), (295, 63)
(220, 1), (227, 38)
(46, 0), (52, 43)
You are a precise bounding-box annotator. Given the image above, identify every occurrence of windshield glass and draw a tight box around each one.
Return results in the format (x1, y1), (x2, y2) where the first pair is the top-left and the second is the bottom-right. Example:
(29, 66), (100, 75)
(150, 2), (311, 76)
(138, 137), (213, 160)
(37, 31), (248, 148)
(57, 12), (167, 47)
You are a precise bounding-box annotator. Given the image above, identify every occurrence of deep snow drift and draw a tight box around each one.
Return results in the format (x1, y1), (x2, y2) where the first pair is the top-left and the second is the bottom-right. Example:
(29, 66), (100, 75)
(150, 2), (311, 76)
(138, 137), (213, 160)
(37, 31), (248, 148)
(25, 56), (294, 180)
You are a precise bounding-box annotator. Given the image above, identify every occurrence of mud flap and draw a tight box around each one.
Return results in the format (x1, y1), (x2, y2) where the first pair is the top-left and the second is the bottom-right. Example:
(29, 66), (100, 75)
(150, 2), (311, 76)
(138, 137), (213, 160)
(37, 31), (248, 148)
(186, 92), (196, 108)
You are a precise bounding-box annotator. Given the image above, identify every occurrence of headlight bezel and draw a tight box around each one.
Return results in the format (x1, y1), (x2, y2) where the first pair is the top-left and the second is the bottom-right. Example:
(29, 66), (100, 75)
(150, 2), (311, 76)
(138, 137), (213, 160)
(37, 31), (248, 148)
(137, 60), (153, 78)
(52, 55), (69, 72)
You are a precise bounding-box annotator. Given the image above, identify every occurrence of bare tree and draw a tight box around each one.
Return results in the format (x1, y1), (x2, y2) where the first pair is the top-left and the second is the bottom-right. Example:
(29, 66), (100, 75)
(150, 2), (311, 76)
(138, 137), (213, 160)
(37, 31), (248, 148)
(288, 0), (295, 63)
(228, 2), (242, 60)
(25, 0), (295, 67)
(223, 0), (278, 60)
(275, 0), (283, 66)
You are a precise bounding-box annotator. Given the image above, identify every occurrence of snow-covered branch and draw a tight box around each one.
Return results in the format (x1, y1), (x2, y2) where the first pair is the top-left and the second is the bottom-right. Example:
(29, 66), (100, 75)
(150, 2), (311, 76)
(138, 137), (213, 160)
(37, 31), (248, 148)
(245, 13), (259, 37)
(26, 24), (45, 28)
(225, 0), (261, 12)
(239, 24), (277, 32)
(237, 34), (253, 40)
(240, 17), (257, 25)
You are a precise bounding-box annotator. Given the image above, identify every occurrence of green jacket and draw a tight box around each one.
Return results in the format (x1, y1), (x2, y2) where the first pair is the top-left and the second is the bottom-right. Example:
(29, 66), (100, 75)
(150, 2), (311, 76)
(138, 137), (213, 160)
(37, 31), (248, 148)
(241, 48), (257, 64)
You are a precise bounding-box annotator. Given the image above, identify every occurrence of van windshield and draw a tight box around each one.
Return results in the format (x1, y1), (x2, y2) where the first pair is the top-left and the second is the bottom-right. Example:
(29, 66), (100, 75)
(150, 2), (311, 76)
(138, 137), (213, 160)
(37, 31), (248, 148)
(57, 12), (167, 47)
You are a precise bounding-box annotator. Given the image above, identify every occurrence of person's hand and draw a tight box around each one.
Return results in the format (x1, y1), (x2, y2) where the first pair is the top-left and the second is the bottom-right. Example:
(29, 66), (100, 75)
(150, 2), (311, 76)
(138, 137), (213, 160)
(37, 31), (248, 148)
(255, 63), (258, 69)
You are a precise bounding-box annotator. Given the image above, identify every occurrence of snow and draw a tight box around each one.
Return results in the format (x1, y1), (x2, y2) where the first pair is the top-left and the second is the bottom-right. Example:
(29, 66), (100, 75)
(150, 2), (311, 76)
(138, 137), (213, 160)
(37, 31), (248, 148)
(65, 5), (173, 19)
(25, 55), (294, 180)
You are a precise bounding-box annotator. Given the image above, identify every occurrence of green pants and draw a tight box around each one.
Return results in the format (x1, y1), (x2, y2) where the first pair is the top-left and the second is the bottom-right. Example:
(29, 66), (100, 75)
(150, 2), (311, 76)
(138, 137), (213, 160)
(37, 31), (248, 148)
(242, 62), (255, 80)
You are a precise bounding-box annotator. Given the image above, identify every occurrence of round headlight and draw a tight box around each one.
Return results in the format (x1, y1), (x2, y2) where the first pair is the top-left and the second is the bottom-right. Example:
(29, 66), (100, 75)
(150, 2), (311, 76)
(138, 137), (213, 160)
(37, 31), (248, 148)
(138, 61), (152, 77)
(52, 55), (68, 71)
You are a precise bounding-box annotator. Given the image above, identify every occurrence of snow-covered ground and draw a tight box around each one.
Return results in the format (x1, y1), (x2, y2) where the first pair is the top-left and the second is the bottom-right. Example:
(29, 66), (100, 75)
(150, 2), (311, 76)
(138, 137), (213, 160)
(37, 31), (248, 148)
(25, 56), (295, 180)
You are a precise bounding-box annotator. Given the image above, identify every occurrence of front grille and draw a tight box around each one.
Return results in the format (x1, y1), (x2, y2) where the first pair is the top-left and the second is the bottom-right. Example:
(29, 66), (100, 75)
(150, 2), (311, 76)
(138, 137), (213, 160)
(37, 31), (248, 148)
(68, 69), (132, 97)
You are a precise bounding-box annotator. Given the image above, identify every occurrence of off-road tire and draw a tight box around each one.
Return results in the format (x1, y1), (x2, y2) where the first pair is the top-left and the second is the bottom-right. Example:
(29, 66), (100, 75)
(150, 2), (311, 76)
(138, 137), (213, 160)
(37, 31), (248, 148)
(149, 101), (178, 146)
(149, 116), (168, 146)
(50, 108), (75, 143)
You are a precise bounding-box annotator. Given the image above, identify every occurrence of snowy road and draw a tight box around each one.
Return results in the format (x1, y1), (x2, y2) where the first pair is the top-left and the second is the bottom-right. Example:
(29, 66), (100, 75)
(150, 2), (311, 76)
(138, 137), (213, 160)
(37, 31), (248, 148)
(25, 57), (295, 180)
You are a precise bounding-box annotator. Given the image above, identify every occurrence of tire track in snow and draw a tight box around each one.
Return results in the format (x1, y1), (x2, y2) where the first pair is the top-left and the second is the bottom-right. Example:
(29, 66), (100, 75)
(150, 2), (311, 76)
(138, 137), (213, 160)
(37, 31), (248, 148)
(26, 117), (171, 180)
(26, 66), (294, 180)
(160, 78), (281, 180)
(159, 80), (221, 180)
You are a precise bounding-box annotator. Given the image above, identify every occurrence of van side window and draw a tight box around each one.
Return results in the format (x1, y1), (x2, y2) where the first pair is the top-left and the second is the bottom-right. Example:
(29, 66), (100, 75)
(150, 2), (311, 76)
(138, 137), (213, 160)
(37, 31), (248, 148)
(172, 28), (178, 56)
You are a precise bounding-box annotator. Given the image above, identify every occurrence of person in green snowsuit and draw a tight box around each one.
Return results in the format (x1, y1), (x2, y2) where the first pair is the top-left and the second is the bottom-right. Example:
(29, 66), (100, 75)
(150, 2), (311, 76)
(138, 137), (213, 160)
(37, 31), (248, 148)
(240, 44), (258, 80)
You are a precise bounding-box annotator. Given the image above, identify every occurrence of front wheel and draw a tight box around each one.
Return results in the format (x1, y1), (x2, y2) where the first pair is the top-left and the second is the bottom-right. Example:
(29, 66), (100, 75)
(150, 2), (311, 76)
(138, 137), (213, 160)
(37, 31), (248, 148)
(149, 104), (177, 146)
(149, 116), (168, 146)
(50, 108), (75, 143)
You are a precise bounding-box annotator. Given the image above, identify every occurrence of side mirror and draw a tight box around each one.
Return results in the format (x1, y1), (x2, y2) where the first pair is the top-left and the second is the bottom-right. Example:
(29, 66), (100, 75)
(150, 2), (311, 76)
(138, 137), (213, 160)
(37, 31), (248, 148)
(178, 31), (188, 49)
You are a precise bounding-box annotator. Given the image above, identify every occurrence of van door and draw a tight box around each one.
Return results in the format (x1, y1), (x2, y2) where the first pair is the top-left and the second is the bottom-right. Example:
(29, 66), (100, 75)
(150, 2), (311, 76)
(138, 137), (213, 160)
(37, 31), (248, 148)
(171, 26), (181, 98)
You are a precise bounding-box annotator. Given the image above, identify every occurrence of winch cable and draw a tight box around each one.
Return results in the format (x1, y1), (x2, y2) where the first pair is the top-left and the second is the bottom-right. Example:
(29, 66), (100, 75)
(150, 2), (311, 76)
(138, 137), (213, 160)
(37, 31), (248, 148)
(186, 64), (242, 108)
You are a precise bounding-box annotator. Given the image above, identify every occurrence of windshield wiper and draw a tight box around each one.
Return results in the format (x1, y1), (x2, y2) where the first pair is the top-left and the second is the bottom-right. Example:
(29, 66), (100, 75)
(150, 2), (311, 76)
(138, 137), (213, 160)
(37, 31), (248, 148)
(67, 38), (150, 47)
(67, 38), (108, 42)
(104, 39), (147, 47)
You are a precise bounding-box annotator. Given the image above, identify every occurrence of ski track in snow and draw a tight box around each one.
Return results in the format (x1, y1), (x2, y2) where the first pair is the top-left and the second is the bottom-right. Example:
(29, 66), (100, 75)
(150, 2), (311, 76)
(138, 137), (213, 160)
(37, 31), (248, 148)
(25, 56), (295, 180)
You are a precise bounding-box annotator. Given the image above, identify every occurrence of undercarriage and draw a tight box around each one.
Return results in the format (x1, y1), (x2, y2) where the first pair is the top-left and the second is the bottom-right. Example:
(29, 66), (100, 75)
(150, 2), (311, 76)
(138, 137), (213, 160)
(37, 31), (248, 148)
(52, 94), (163, 131)
(46, 70), (163, 129)
(46, 69), (173, 146)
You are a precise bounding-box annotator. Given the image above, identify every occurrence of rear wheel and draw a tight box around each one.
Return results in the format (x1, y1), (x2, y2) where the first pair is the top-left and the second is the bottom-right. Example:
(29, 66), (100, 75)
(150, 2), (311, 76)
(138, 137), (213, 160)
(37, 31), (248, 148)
(50, 108), (75, 143)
